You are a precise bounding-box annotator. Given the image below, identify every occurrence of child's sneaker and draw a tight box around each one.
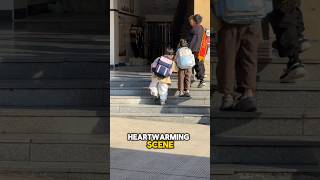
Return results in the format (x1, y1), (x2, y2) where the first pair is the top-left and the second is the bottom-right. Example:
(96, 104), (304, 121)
(178, 91), (184, 97)
(160, 101), (166, 106)
(220, 95), (234, 111)
(280, 62), (306, 83)
(198, 81), (206, 88)
(184, 90), (191, 97)
(234, 96), (257, 112)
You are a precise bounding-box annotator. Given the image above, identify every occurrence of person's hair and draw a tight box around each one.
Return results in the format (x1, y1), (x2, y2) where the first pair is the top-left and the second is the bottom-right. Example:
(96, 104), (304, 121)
(178, 39), (188, 48)
(164, 47), (174, 56)
(193, 14), (203, 24)
(188, 15), (194, 22)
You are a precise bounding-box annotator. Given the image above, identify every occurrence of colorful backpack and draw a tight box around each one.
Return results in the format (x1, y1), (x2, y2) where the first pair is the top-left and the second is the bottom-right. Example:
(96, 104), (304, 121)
(152, 56), (173, 78)
(176, 47), (195, 69)
(215, 0), (270, 24)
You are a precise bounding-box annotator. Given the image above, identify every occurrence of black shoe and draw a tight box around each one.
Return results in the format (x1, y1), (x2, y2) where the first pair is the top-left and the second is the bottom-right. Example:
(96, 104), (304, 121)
(234, 96), (257, 112)
(198, 81), (206, 88)
(280, 62), (306, 83)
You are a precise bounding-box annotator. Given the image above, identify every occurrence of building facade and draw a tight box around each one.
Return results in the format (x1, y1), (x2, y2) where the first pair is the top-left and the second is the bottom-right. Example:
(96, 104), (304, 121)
(110, 0), (210, 67)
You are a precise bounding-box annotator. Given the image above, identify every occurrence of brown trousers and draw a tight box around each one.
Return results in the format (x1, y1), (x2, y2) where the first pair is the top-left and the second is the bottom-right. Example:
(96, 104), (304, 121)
(216, 22), (261, 95)
(178, 68), (192, 91)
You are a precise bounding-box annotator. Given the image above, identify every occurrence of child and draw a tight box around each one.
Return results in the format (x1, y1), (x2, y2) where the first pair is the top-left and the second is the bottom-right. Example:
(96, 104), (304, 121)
(269, 0), (310, 82)
(214, 0), (262, 112)
(149, 47), (175, 105)
(188, 14), (206, 88)
(175, 39), (195, 97)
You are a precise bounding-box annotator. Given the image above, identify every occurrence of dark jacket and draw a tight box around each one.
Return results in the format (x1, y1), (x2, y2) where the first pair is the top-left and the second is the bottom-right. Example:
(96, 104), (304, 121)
(273, 0), (301, 12)
(188, 25), (205, 53)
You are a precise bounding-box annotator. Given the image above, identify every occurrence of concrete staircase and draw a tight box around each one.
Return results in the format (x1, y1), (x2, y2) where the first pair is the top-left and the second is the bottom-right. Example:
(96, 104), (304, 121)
(211, 48), (320, 179)
(111, 70), (210, 125)
(0, 31), (108, 179)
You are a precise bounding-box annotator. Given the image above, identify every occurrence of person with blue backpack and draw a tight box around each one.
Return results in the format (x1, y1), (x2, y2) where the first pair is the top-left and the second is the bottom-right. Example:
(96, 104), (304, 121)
(175, 39), (196, 97)
(214, 0), (270, 112)
(149, 47), (175, 106)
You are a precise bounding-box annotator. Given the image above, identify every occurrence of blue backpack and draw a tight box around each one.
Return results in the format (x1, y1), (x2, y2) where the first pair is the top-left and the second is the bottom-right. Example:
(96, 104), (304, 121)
(152, 56), (173, 78)
(215, 0), (272, 24)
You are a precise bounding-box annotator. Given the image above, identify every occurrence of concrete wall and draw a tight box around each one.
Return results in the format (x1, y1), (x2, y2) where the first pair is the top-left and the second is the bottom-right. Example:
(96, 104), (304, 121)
(194, 0), (210, 29)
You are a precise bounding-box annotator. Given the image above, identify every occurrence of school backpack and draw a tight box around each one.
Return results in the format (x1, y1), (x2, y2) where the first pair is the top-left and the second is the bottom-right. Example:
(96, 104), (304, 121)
(215, 0), (270, 24)
(152, 56), (173, 78)
(176, 47), (195, 69)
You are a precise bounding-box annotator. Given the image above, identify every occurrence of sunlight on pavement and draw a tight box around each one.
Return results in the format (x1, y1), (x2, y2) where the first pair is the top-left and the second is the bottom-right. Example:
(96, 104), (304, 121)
(111, 117), (210, 158)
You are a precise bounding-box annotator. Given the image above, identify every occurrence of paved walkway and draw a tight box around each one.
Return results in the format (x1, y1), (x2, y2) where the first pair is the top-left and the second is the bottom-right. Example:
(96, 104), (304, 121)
(110, 117), (210, 180)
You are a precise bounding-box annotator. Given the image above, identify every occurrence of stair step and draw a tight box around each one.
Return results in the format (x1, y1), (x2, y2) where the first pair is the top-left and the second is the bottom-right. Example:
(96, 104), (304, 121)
(111, 113), (209, 124)
(0, 134), (107, 163)
(111, 104), (210, 114)
(0, 80), (106, 106)
(211, 164), (320, 179)
(0, 107), (107, 134)
(214, 135), (320, 146)
(212, 81), (320, 108)
(0, 62), (107, 79)
(212, 59), (320, 81)
(111, 96), (210, 105)
(212, 108), (320, 136)
(0, 32), (107, 79)
(212, 136), (320, 165)
(110, 87), (209, 96)
(0, 161), (107, 178)
(110, 80), (210, 89)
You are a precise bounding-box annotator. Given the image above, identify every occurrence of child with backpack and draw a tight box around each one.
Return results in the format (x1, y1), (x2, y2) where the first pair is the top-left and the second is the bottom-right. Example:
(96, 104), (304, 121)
(214, 0), (270, 112)
(175, 39), (195, 97)
(149, 47), (175, 105)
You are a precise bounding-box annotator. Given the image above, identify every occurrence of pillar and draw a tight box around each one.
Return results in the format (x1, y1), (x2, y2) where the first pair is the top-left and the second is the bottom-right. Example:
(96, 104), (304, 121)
(110, 0), (119, 67)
